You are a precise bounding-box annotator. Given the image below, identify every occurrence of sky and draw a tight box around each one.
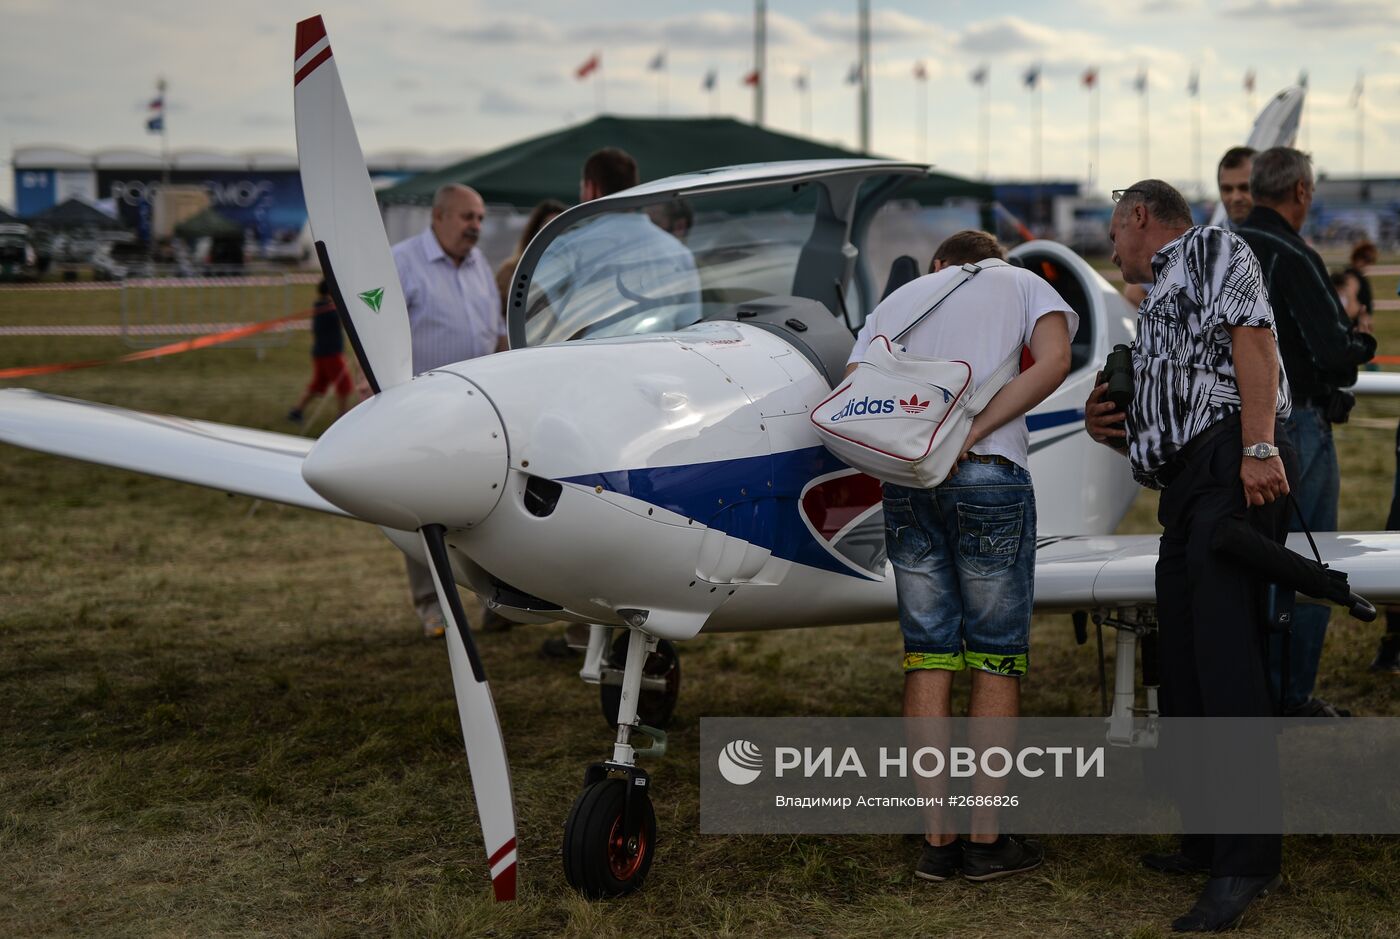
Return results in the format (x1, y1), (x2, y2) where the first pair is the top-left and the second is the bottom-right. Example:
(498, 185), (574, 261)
(2, 0), (1398, 209)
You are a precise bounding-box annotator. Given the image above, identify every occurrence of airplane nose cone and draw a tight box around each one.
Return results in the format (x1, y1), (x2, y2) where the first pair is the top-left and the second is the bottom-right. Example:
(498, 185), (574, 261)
(302, 371), (507, 531)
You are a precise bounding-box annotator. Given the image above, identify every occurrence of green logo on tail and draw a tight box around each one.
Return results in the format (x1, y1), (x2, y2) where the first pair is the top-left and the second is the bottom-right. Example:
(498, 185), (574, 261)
(357, 287), (385, 313)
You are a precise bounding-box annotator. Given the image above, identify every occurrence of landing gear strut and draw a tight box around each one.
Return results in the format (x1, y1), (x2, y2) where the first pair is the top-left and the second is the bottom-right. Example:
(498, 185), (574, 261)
(598, 631), (680, 729)
(563, 626), (665, 897)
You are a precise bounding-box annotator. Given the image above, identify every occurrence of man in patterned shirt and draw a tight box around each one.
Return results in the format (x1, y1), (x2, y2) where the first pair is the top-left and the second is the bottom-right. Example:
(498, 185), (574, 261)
(1085, 180), (1293, 933)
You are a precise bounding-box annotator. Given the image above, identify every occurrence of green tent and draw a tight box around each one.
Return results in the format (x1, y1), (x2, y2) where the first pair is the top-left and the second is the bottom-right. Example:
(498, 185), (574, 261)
(173, 208), (243, 239)
(378, 116), (990, 208)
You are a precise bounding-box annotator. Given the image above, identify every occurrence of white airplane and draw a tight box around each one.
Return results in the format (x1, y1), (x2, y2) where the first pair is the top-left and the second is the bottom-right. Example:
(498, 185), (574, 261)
(3, 16), (1399, 902)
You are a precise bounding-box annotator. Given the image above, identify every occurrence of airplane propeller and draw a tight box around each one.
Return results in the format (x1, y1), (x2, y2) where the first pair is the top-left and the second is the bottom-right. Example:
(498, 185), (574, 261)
(293, 14), (413, 394)
(292, 15), (518, 900)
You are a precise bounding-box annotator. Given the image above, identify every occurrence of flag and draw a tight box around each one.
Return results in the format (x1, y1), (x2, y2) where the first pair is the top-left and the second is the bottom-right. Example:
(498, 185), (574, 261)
(647, 51), (666, 72)
(969, 64), (988, 86)
(1298, 69), (1309, 89)
(1350, 72), (1364, 107)
(742, 69), (760, 87)
(575, 54), (600, 80)
(845, 63), (862, 85)
(1081, 67), (1097, 89)
(1243, 68), (1255, 93)
(1187, 69), (1199, 97)
(795, 71), (808, 91)
(702, 69), (717, 91)
(913, 61), (927, 81)
(1022, 64), (1041, 90)
(1134, 69), (1148, 94)
(145, 77), (165, 135)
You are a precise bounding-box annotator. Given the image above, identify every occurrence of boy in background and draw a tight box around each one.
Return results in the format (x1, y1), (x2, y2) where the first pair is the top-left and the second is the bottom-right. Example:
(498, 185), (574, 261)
(288, 280), (353, 424)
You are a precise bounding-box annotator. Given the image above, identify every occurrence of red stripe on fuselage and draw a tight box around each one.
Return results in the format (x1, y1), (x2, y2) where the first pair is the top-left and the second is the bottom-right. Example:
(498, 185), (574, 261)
(294, 47), (333, 86)
(295, 15), (327, 59)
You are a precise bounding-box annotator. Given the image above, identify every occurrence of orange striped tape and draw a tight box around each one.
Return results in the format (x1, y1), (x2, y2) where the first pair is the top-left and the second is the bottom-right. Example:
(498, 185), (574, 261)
(0, 308), (315, 380)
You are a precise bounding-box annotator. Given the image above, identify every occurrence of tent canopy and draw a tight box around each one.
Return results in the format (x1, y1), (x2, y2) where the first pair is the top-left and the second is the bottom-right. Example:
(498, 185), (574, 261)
(379, 116), (990, 209)
(28, 198), (127, 231)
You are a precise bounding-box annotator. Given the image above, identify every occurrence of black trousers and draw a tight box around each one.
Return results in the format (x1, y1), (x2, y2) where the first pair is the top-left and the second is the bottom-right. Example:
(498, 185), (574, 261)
(1154, 419), (1293, 877)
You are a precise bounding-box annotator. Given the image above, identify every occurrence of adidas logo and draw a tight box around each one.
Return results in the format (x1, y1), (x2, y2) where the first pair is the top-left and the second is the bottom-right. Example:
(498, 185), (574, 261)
(900, 394), (929, 414)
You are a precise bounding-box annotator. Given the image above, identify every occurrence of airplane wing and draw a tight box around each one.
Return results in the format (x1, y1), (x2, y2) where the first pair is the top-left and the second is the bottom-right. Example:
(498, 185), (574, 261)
(1033, 531), (1400, 609)
(1352, 371), (1400, 396)
(0, 388), (352, 518)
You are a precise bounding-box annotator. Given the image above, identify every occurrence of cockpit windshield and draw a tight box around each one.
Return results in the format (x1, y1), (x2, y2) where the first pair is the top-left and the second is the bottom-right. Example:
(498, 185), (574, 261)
(521, 183), (822, 346)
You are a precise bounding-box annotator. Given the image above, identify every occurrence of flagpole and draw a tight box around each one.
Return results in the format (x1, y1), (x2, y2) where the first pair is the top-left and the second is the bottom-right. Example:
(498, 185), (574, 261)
(976, 66), (990, 179)
(857, 0), (870, 153)
(1089, 76), (1099, 193)
(1139, 72), (1149, 178)
(158, 77), (169, 187)
(917, 70), (927, 162)
(753, 0), (766, 125)
(1356, 71), (1365, 179)
(803, 68), (812, 136)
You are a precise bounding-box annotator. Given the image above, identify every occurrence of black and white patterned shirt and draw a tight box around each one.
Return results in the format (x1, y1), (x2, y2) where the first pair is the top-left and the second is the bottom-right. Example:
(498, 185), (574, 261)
(1128, 226), (1292, 489)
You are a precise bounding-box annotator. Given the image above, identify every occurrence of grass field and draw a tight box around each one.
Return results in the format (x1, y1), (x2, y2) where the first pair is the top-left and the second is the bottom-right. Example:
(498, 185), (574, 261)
(2, 277), (1398, 938)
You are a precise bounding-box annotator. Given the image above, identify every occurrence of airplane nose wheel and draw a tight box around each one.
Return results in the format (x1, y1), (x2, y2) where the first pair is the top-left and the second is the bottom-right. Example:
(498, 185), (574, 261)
(562, 772), (656, 897)
(600, 633), (680, 729)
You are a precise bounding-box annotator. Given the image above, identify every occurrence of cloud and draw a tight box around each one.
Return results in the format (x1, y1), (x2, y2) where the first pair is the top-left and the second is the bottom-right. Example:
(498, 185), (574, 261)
(239, 112), (288, 127)
(450, 16), (561, 43)
(957, 17), (1063, 54)
(479, 87), (546, 116)
(810, 9), (949, 46)
(1220, 0), (1400, 28)
(411, 101), (460, 116)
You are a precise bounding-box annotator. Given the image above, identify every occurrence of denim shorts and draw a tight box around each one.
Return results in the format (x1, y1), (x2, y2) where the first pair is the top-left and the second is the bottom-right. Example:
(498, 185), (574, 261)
(883, 460), (1036, 676)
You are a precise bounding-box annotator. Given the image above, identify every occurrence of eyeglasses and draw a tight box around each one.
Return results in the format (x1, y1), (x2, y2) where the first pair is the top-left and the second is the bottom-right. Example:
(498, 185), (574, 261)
(1111, 188), (1146, 203)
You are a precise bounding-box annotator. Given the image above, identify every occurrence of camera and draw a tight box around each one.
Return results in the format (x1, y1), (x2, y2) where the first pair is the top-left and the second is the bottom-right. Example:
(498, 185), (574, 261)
(1098, 344), (1134, 450)
(1324, 389), (1355, 425)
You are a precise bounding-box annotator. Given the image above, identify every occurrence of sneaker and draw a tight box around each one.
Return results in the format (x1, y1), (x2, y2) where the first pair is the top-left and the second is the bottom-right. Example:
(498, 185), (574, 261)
(420, 609), (446, 640)
(915, 838), (962, 882)
(961, 834), (1043, 882)
(285, 408), (304, 424)
(1284, 697), (1351, 717)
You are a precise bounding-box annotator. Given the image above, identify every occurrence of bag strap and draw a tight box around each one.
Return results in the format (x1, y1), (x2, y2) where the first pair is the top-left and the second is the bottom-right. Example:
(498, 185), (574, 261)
(966, 345), (1025, 413)
(891, 258), (1010, 343)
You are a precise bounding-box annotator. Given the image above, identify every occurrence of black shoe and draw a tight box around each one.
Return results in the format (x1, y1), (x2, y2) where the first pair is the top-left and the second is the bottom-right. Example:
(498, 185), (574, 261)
(961, 834), (1043, 882)
(1284, 697), (1351, 717)
(915, 839), (962, 882)
(1142, 851), (1211, 875)
(1171, 873), (1281, 932)
(286, 408), (303, 424)
(1370, 633), (1400, 673)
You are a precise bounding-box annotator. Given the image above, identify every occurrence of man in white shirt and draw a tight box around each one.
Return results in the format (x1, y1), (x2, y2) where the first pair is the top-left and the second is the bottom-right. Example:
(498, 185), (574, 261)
(848, 229), (1074, 884)
(391, 183), (508, 637)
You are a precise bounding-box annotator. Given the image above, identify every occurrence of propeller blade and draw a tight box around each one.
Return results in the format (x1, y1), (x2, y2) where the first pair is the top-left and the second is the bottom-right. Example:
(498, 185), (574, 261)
(419, 524), (518, 901)
(293, 15), (413, 393)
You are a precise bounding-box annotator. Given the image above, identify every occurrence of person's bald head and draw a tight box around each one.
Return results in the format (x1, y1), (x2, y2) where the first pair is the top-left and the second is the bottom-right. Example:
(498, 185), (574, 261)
(431, 184), (486, 264)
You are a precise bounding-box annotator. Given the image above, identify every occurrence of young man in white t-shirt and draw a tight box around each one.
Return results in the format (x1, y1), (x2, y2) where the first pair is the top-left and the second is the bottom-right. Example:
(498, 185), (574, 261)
(847, 230), (1075, 882)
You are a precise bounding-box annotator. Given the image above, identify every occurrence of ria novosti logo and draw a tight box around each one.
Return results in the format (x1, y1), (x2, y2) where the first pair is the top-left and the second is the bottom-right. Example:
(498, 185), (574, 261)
(718, 740), (764, 785)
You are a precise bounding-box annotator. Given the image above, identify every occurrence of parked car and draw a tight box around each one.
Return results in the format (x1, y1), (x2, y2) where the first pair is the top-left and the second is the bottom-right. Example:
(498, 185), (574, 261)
(0, 224), (39, 282)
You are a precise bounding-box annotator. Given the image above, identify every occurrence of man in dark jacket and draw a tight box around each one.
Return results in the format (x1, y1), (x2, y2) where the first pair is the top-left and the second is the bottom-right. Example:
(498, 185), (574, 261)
(1235, 147), (1377, 716)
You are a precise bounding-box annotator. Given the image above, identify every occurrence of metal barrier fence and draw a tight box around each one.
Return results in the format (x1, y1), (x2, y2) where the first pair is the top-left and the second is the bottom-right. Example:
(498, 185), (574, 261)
(119, 267), (318, 352)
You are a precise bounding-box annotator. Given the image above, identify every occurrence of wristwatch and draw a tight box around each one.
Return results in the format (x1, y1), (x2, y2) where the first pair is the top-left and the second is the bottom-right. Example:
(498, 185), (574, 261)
(1242, 442), (1281, 460)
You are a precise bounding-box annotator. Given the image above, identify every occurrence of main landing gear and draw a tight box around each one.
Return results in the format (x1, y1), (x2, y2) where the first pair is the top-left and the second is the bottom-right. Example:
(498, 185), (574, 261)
(563, 626), (670, 897)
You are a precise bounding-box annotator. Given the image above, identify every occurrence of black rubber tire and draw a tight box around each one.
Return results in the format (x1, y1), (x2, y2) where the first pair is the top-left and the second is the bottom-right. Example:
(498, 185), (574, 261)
(561, 778), (656, 898)
(599, 635), (680, 729)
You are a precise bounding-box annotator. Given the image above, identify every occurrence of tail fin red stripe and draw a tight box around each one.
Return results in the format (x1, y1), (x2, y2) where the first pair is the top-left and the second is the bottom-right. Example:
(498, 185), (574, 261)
(295, 15), (327, 59)
(294, 47), (334, 86)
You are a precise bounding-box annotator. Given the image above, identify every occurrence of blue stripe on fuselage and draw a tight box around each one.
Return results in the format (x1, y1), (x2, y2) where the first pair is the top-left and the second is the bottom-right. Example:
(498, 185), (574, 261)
(562, 446), (867, 578)
(560, 408), (1083, 579)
